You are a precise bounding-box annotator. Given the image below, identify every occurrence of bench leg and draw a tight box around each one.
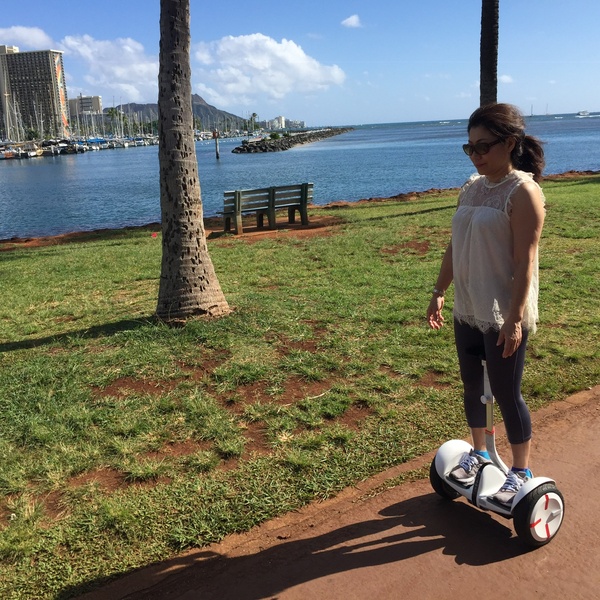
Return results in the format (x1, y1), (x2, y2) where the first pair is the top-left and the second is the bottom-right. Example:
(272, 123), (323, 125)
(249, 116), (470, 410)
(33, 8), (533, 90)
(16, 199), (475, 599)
(257, 212), (265, 228)
(234, 190), (243, 234)
(286, 206), (308, 225)
(224, 216), (231, 232)
(235, 212), (243, 234)
(299, 204), (309, 226)
(267, 187), (277, 229)
(300, 183), (309, 225)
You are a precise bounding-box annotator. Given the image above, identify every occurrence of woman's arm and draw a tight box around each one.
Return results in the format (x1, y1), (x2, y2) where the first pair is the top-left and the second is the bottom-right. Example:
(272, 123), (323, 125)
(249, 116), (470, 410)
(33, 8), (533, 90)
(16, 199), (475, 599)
(498, 182), (545, 357)
(427, 240), (454, 330)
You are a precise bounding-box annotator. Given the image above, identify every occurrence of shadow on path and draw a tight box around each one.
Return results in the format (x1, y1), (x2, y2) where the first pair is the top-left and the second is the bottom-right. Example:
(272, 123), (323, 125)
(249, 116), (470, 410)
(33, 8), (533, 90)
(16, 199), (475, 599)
(70, 492), (528, 600)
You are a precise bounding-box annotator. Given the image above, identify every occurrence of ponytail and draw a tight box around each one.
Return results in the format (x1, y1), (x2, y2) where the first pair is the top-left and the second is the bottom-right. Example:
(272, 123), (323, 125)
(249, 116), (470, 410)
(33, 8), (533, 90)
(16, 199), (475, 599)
(513, 135), (545, 182)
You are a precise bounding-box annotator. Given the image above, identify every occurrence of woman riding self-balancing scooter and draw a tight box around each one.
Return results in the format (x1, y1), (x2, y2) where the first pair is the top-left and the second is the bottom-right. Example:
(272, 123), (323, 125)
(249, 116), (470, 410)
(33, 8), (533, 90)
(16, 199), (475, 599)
(426, 103), (564, 547)
(429, 357), (565, 547)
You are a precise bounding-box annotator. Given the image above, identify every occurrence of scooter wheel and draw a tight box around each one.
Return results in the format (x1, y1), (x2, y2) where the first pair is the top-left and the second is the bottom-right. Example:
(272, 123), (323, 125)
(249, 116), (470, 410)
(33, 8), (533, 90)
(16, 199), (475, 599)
(429, 457), (460, 500)
(513, 483), (565, 547)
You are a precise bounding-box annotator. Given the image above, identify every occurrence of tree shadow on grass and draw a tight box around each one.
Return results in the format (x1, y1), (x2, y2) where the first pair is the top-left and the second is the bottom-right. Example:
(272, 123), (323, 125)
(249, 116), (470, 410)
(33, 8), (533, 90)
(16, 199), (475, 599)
(65, 492), (529, 600)
(0, 316), (158, 353)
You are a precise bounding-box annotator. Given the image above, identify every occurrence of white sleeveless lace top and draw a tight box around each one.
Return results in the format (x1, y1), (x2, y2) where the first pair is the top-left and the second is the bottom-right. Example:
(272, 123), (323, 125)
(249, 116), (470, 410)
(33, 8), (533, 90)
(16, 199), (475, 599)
(452, 170), (544, 333)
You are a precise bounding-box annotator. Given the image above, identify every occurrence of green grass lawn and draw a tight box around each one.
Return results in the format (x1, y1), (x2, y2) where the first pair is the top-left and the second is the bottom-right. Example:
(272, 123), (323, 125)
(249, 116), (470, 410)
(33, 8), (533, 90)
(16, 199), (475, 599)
(0, 175), (598, 598)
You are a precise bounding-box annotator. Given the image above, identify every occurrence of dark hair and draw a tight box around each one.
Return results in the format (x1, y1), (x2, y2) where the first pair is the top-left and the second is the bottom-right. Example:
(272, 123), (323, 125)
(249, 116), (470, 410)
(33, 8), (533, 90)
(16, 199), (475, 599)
(468, 103), (545, 181)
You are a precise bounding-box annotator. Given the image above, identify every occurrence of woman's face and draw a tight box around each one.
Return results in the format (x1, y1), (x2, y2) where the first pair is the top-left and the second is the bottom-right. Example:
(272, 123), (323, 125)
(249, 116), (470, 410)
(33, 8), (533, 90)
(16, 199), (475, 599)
(466, 125), (514, 180)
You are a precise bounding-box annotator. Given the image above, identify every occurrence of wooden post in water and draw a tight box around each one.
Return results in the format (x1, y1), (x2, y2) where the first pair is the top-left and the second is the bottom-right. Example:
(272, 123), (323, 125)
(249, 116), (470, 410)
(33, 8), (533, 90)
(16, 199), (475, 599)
(213, 130), (220, 160)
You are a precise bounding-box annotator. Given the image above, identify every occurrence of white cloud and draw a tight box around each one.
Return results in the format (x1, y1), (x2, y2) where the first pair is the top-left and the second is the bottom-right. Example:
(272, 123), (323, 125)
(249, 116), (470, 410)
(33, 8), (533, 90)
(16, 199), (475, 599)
(195, 42), (214, 65)
(341, 15), (362, 28)
(0, 26), (55, 50)
(0, 27), (344, 110)
(192, 33), (345, 108)
(499, 74), (514, 84)
(0, 27), (157, 103)
(60, 35), (158, 103)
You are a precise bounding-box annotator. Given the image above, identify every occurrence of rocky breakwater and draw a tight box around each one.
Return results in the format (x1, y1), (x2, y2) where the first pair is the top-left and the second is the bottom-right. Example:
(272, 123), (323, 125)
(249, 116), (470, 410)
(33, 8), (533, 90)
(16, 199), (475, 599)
(231, 127), (353, 153)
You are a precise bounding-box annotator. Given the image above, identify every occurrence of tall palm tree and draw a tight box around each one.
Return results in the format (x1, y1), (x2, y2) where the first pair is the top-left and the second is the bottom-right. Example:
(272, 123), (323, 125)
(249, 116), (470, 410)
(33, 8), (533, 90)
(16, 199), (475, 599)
(156, 0), (230, 321)
(480, 0), (499, 106)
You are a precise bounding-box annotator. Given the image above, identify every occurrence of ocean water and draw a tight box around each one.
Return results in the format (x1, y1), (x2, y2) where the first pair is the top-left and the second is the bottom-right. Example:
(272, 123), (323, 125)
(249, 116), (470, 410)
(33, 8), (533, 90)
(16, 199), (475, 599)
(1, 114), (599, 239)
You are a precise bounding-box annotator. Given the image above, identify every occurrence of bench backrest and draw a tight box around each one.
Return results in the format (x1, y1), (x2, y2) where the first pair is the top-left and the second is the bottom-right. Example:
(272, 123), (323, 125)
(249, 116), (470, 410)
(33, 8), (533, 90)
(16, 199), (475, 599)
(224, 183), (313, 214)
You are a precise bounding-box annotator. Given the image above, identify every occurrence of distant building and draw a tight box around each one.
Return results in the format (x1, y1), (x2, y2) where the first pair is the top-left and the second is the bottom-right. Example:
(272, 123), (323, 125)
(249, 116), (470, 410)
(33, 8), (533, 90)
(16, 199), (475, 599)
(69, 95), (103, 116)
(263, 116), (306, 130)
(286, 119), (306, 129)
(0, 45), (70, 141)
(271, 115), (286, 129)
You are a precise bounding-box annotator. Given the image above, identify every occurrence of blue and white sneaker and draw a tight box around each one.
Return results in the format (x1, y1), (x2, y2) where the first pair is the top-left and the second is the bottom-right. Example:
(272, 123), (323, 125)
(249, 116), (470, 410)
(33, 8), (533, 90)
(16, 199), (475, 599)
(490, 470), (530, 506)
(449, 450), (491, 485)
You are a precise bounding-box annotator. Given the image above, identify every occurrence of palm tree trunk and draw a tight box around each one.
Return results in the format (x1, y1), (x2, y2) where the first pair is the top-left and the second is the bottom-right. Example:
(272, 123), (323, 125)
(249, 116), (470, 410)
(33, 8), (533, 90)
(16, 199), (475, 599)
(480, 0), (499, 106)
(156, 0), (230, 321)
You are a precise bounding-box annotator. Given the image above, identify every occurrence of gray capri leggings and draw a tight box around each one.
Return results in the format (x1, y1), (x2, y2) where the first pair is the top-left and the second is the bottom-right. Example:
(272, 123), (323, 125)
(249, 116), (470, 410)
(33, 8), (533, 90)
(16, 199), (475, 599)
(453, 319), (532, 445)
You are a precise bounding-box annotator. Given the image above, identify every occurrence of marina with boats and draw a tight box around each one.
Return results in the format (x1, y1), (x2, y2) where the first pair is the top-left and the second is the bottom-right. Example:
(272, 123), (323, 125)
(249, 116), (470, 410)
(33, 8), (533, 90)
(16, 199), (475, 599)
(0, 135), (158, 159)
(0, 126), (347, 159)
(0, 125), (245, 158)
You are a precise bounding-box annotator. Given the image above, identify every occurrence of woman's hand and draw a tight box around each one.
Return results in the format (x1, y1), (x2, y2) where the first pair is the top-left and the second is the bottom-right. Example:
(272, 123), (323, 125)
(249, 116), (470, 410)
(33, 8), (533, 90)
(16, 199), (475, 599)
(427, 241), (453, 331)
(497, 318), (522, 358)
(427, 295), (445, 330)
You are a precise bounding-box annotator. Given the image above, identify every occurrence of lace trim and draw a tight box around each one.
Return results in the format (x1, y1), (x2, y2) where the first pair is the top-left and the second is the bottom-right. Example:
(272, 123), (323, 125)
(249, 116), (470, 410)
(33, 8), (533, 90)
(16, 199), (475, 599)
(454, 312), (501, 334)
(458, 171), (543, 214)
(454, 311), (538, 335)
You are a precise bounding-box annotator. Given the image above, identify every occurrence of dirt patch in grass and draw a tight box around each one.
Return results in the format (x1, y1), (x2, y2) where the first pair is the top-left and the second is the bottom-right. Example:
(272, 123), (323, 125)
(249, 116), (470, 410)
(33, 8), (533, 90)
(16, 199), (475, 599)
(417, 370), (453, 390)
(381, 240), (430, 256)
(206, 214), (345, 244)
(69, 467), (126, 492)
(267, 334), (321, 356)
(91, 376), (179, 399)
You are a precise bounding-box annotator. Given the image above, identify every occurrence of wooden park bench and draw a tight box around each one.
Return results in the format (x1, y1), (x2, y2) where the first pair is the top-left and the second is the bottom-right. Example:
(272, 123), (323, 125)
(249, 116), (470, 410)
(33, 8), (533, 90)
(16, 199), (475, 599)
(223, 183), (313, 234)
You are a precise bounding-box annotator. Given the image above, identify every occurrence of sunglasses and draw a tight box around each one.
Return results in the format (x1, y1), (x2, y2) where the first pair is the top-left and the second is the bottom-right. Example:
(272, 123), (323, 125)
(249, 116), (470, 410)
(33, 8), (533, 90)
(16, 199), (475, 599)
(462, 138), (503, 156)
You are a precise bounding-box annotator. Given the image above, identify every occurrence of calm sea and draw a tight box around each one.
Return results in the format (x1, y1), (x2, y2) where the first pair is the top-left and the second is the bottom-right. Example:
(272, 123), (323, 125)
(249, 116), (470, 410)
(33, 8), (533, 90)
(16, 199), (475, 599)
(1, 114), (599, 240)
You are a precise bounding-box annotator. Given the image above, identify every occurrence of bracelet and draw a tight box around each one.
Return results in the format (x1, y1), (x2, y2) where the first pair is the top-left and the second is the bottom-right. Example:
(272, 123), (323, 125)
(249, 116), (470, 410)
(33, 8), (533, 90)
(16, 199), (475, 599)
(432, 287), (445, 297)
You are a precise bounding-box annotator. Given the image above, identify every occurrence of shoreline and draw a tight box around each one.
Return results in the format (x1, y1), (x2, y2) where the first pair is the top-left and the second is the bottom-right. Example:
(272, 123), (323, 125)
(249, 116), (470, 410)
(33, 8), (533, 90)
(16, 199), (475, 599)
(1, 170), (597, 251)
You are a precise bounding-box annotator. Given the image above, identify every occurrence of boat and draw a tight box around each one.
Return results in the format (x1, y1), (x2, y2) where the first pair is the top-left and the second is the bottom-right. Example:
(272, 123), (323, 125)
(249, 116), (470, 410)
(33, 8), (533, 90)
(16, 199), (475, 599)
(23, 143), (43, 158)
(576, 110), (590, 117)
(41, 143), (64, 156)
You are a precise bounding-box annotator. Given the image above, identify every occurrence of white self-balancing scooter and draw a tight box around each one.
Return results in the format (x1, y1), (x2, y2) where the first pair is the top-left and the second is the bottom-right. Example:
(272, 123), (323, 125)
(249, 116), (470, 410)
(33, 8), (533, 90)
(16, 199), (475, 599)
(429, 359), (565, 547)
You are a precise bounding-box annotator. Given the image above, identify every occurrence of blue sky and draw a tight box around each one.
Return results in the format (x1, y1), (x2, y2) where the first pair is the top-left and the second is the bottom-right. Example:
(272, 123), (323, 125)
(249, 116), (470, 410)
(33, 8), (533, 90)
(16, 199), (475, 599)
(2, 0), (599, 126)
